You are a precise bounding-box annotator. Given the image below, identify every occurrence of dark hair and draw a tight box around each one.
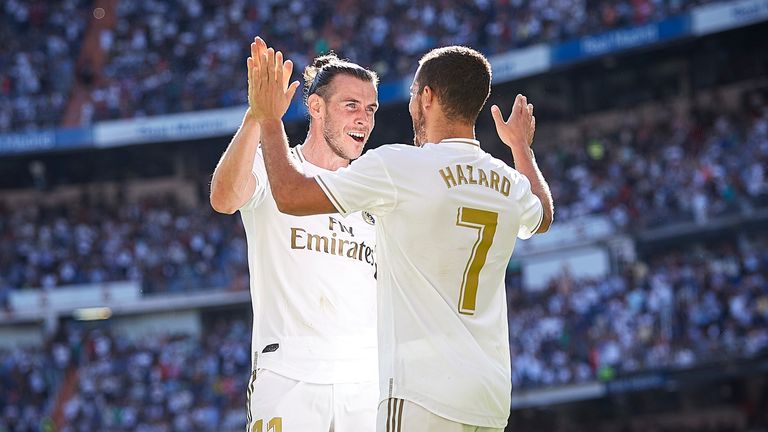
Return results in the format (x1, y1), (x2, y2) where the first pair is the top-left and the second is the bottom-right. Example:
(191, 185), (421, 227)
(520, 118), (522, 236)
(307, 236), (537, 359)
(416, 46), (492, 124)
(302, 52), (379, 106)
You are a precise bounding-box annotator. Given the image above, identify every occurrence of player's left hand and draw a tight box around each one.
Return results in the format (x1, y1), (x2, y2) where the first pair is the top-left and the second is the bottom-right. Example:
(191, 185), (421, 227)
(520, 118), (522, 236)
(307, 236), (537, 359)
(248, 43), (301, 123)
(491, 94), (536, 151)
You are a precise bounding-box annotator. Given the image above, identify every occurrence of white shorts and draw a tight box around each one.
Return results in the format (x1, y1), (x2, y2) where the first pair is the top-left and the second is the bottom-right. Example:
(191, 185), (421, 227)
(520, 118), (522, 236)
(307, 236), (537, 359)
(376, 398), (504, 432)
(246, 368), (378, 432)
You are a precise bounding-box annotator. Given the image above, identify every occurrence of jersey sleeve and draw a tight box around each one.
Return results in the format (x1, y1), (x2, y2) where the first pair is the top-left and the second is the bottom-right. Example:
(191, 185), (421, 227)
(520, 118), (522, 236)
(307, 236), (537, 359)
(516, 173), (544, 240)
(314, 149), (398, 217)
(238, 148), (269, 211)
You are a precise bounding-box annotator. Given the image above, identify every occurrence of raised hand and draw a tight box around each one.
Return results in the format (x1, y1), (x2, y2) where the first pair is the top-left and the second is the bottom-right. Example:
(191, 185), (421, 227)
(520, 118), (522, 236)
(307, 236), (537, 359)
(246, 37), (267, 114)
(490, 94), (536, 151)
(247, 37), (300, 123)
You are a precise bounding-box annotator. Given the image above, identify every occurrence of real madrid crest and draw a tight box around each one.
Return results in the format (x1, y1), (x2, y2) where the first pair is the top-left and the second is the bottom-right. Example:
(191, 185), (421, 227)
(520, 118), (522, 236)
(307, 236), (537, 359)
(362, 211), (376, 225)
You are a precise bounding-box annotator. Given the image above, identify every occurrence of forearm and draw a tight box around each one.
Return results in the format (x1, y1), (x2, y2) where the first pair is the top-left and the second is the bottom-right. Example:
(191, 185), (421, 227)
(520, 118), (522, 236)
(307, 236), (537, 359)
(210, 110), (260, 213)
(511, 146), (554, 233)
(259, 119), (328, 215)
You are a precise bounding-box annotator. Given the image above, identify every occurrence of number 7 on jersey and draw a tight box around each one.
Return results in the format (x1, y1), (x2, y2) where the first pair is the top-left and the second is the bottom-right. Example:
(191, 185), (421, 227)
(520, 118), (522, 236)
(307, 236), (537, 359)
(456, 207), (498, 315)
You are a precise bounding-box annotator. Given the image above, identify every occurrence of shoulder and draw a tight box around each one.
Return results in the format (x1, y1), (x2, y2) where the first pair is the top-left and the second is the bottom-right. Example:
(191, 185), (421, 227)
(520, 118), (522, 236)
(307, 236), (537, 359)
(365, 143), (418, 159)
(483, 153), (524, 180)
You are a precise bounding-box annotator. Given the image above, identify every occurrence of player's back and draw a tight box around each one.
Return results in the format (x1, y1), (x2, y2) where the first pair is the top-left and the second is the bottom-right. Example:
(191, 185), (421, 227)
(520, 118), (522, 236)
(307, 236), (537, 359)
(372, 139), (542, 428)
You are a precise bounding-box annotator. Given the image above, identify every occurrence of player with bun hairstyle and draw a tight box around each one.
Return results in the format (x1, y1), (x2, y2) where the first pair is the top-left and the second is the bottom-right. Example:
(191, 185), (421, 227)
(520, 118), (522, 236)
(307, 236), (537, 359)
(210, 37), (380, 431)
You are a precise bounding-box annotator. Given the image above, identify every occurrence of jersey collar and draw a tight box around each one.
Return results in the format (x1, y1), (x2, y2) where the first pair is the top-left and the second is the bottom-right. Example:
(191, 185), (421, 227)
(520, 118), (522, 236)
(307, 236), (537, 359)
(435, 138), (481, 150)
(293, 144), (333, 173)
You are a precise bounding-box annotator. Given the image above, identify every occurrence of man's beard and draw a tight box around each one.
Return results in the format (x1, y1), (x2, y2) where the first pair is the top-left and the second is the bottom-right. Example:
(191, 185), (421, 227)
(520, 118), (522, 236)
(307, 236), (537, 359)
(321, 114), (361, 161)
(412, 105), (427, 147)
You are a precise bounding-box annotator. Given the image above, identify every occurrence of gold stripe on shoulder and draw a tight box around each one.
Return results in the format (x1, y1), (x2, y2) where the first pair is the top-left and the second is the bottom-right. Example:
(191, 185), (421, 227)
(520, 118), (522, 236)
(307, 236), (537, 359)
(316, 176), (348, 214)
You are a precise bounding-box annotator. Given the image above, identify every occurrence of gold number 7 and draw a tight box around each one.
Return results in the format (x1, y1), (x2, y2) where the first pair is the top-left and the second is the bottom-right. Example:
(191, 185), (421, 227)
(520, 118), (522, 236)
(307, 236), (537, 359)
(456, 207), (498, 315)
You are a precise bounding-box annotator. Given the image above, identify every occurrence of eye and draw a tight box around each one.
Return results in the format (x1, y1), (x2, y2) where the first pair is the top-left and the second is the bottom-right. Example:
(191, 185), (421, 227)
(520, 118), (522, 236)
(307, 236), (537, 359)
(346, 102), (357, 110)
(366, 106), (376, 114)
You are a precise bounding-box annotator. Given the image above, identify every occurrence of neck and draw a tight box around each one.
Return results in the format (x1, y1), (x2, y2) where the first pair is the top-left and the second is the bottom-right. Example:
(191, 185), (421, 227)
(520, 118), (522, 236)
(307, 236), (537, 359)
(426, 120), (476, 145)
(301, 127), (351, 171)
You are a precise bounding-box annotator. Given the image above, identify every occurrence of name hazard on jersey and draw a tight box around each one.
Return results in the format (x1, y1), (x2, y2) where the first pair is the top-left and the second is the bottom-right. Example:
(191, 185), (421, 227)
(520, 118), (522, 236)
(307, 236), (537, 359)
(439, 164), (513, 197)
(289, 218), (375, 267)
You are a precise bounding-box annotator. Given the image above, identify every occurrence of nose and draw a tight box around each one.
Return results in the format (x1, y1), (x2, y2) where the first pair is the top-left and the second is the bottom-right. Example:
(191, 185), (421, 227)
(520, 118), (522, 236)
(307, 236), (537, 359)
(355, 114), (370, 128)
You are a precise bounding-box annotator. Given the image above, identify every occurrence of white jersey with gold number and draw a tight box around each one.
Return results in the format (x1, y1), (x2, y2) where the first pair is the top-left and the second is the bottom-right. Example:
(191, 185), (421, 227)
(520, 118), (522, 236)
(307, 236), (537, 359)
(239, 145), (377, 384)
(315, 139), (543, 428)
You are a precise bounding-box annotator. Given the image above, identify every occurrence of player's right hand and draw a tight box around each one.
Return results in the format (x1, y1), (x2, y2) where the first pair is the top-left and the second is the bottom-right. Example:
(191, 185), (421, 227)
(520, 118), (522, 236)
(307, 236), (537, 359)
(247, 38), (300, 124)
(246, 37), (298, 121)
(490, 94), (536, 151)
(246, 37), (268, 116)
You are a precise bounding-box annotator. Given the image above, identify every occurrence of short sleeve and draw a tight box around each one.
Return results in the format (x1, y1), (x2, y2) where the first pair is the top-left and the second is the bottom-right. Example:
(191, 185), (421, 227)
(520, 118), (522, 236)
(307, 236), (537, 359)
(517, 174), (543, 240)
(238, 148), (269, 211)
(315, 149), (398, 217)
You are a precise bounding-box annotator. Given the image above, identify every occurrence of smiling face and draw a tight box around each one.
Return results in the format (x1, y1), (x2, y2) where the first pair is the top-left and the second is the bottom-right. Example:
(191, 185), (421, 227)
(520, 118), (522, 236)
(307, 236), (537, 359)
(317, 74), (379, 160)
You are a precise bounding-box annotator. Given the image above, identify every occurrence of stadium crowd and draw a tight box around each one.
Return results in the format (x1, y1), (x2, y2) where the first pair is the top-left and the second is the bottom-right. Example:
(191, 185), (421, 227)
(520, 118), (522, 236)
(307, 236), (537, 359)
(0, 195), (249, 301)
(508, 231), (768, 388)
(1, 85), (765, 298)
(2, 0), (719, 131)
(539, 88), (768, 228)
(59, 320), (249, 432)
(0, 343), (55, 432)
(0, 318), (250, 432)
(2, 231), (766, 430)
(0, 0), (90, 132)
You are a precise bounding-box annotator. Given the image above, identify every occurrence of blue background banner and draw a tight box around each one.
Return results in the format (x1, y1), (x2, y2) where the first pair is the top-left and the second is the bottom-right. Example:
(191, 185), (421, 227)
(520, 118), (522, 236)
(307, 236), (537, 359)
(551, 15), (690, 65)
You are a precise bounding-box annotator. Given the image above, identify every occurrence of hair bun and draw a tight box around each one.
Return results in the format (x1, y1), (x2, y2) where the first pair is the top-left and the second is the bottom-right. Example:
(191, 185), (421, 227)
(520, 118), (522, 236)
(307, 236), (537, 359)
(303, 52), (340, 83)
(312, 53), (339, 69)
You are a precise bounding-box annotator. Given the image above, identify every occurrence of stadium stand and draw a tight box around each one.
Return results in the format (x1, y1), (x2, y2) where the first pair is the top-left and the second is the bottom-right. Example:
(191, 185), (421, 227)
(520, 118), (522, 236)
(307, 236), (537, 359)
(0, 196), (249, 297)
(0, 345), (55, 431)
(2, 1), (768, 431)
(1, 0), (722, 132)
(58, 320), (249, 432)
(1, 84), (764, 297)
(508, 230), (768, 389)
(0, 0), (90, 132)
(529, 85), (768, 226)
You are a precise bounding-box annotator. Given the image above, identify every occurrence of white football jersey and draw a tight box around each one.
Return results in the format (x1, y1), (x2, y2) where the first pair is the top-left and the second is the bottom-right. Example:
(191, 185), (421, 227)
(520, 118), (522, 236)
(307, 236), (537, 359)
(315, 139), (543, 428)
(239, 145), (377, 384)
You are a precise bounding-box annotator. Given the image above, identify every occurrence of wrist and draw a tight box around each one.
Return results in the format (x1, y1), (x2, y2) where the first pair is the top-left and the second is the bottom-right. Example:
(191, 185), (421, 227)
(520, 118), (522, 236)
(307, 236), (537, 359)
(259, 118), (284, 130)
(510, 144), (534, 160)
(244, 108), (260, 125)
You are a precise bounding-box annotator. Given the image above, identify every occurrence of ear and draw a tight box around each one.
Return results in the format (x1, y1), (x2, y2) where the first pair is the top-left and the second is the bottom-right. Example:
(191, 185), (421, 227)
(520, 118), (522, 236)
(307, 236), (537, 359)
(420, 85), (434, 110)
(307, 94), (325, 120)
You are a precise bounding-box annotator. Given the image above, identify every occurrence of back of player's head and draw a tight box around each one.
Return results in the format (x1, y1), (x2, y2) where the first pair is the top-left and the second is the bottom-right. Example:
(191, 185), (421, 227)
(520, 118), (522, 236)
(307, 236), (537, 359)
(416, 46), (492, 124)
(303, 53), (379, 106)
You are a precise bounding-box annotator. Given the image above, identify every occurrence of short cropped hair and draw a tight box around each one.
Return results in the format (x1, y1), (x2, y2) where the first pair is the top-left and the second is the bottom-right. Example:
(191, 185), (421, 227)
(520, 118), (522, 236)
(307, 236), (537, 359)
(416, 46), (492, 123)
(303, 53), (379, 106)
